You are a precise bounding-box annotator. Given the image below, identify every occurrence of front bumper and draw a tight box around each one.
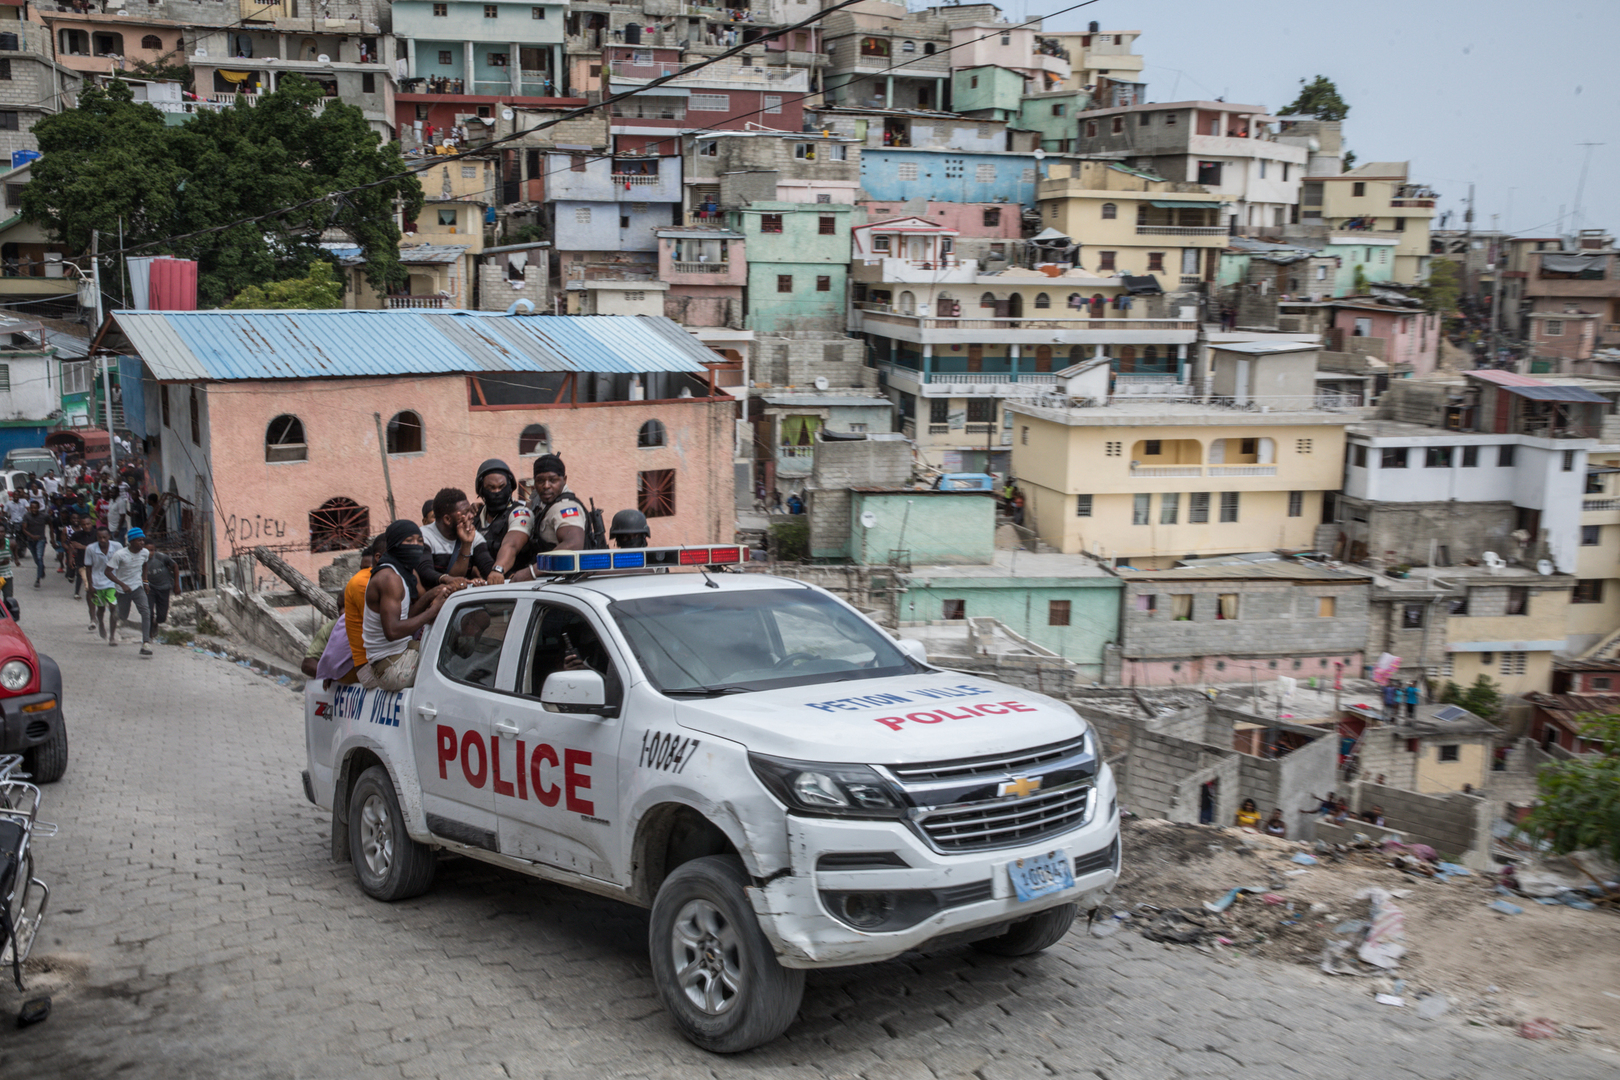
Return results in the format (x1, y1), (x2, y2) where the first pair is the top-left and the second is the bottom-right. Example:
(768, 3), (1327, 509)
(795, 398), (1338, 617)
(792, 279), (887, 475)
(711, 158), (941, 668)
(751, 762), (1121, 968)
(0, 690), (61, 755)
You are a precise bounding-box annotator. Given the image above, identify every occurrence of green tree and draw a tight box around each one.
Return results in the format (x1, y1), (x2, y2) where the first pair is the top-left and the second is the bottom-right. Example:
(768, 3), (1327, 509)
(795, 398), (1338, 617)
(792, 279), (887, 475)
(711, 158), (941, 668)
(1278, 76), (1350, 122)
(129, 58), (195, 92)
(1459, 673), (1502, 721)
(23, 76), (423, 307)
(225, 260), (343, 309)
(1352, 264), (1369, 293)
(1342, 150), (1358, 171)
(1415, 258), (1462, 315)
(1440, 680), (1465, 706)
(1519, 712), (1620, 861)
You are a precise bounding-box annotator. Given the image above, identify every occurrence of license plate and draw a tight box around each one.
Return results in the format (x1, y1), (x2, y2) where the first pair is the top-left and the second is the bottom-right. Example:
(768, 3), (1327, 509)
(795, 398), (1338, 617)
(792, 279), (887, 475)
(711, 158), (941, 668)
(1009, 849), (1074, 903)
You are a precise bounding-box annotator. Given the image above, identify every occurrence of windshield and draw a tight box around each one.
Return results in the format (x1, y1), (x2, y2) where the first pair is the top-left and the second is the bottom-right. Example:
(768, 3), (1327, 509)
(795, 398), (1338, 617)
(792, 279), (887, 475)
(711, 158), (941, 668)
(610, 588), (918, 695)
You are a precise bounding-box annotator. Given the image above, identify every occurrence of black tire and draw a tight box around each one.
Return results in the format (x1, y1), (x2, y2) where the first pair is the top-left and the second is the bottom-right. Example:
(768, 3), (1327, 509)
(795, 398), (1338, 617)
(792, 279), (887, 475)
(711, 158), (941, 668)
(648, 855), (804, 1053)
(971, 901), (1078, 957)
(347, 765), (436, 901)
(25, 721), (67, 784)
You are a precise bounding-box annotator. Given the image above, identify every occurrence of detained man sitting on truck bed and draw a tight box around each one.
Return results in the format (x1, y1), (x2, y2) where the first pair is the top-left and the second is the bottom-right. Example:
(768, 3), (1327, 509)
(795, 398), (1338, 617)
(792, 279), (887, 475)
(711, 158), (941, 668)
(358, 521), (461, 691)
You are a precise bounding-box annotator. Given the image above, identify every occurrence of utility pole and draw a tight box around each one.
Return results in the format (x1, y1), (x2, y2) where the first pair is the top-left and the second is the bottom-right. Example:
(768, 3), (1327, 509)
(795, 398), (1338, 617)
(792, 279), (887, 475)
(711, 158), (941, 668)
(91, 231), (118, 474)
(372, 412), (398, 523)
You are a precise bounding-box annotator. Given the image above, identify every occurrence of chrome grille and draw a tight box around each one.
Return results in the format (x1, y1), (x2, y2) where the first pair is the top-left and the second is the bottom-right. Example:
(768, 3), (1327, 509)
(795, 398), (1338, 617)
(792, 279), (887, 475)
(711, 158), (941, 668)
(912, 781), (1093, 852)
(889, 736), (1087, 784)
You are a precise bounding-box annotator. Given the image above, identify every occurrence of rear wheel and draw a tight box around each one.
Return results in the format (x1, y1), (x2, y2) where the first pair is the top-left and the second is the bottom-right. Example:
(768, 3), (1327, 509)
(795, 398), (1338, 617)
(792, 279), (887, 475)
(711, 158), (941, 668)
(971, 902), (1077, 956)
(25, 722), (67, 784)
(347, 765), (436, 901)
(649, 855), (804, 1052)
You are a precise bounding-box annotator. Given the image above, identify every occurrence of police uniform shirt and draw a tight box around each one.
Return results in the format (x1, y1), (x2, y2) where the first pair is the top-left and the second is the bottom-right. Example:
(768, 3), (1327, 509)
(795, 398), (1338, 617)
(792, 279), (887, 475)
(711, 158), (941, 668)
(505, 493), (586, 553)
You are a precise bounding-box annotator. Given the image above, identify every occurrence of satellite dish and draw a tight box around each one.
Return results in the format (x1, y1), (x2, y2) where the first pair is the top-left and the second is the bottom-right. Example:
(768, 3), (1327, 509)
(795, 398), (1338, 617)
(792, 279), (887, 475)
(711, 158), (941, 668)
(317, 54), (331, 63)
(1537, 559), (1554, 575)
(502, 109), (514, 120)
(1032, 149), (1046, 160)
(860, 510), (877, 529)
(1481, 551), (1499, 563)
(813, 376), (830, 390)
(194, 47), (207, 57)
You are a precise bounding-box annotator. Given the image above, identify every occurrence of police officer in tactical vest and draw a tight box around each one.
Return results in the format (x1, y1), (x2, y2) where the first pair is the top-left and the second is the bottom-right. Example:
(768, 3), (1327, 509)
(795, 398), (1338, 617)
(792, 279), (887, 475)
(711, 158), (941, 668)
(487, 453), (589, 584)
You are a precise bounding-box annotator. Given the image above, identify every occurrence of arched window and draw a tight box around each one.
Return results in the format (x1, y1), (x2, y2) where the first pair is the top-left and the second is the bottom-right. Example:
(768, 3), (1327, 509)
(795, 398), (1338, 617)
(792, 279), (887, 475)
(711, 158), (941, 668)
(385, 410), (424, 455)
(141, 35), (162, 50)
(265, 413), (307, 463)
(1034, 292), (1051, 309)
(979, 292), (996, 309)
(309, 497), (370, 554)
(898, 290), (915, 315)
(518, 424), (550, 456)
(900, 40), (915, 53)
(638, 419), (667, 448)
(1100, 202), (1117, 220)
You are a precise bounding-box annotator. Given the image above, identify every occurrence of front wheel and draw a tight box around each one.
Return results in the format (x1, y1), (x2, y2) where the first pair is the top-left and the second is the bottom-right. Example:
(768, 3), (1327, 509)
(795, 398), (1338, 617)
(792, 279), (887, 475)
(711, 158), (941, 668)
(971, 901), (1077, 956)
(648, 855), (804, 1053)
(347, 765), (436, 901)
(25, 721), (67, 784)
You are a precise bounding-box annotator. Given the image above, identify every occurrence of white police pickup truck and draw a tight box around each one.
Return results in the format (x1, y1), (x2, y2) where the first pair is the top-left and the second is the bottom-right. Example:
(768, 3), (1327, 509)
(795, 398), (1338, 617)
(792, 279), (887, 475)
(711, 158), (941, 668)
(303, 544), (1120, 1052)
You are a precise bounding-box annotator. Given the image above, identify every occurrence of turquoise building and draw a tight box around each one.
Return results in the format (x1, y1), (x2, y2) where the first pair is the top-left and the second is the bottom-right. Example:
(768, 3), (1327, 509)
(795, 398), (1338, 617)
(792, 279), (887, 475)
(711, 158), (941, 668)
(731, 202), (862, 333)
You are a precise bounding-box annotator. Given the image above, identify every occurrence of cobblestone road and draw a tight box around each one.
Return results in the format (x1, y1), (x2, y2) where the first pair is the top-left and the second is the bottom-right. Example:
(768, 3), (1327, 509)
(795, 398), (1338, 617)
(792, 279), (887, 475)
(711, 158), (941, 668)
(1, 571), (1615, 1079)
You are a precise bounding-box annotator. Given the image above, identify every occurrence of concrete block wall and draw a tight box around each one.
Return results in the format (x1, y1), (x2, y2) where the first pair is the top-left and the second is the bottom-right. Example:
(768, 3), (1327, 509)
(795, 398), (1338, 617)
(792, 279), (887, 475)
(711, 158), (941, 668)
(1169, 754), (1240, 825)
(754, 336), (876, 390)
(1120, 728), (1222, 818)
(1349, 781), (1482, 862)
(477, 263), (548, 312)
(755, 563), (900, 624)
(805, 435), (912, 557)
(1354, 726), (1417, 789)
(1275, 733), (1338, 842)
(1121, 578), (1369, 661)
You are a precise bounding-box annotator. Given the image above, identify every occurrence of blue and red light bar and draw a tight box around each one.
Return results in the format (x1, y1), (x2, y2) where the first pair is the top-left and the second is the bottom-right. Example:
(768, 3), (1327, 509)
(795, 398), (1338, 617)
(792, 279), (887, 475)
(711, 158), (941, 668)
(535, 545), (743, 575)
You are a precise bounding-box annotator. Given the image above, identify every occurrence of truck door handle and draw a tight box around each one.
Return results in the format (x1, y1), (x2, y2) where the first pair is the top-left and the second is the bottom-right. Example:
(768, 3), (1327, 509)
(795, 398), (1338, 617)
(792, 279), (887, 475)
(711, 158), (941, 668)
(417, 704), (438, 720)
(494, 720), (520, 738)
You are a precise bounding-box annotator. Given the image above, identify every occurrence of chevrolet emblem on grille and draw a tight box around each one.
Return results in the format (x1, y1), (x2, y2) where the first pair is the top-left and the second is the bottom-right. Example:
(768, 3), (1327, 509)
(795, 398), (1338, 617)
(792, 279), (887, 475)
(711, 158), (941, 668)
(997, 775), (1043, 799)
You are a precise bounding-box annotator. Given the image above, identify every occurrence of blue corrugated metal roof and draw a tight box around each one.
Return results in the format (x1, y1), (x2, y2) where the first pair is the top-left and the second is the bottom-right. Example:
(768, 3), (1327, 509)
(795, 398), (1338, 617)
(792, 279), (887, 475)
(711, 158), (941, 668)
(110, 310), (717, 382)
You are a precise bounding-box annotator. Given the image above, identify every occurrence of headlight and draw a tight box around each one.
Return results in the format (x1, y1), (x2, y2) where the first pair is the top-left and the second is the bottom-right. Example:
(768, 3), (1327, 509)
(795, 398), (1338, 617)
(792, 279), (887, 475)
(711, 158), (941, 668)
(749, 753), (907, 820)
(0, 659), (31, 691)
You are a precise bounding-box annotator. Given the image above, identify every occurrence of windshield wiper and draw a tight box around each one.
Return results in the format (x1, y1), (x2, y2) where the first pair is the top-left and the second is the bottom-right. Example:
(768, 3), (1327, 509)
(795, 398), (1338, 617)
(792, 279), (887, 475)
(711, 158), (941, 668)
(663, 685), (754, 698)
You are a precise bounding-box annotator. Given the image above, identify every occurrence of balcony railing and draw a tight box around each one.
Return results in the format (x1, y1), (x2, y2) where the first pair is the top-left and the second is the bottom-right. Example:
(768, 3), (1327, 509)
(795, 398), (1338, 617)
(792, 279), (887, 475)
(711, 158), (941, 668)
(856, 305), (1196, 332)
(928, 423), (949, 434)
(1390, 198), (1436, 208)
(612, 173), (664, 186)
(671, 261), (730, 273)
(779, 445), (814, 459)
(879, 363), (1059, 386)
(386, 295), (447, 309)
(1583, 498), (1620, 512)
(1208, 465), (1277, 476)
(1135, 225), (1226, 236)
(1130, 465), (1202, 477)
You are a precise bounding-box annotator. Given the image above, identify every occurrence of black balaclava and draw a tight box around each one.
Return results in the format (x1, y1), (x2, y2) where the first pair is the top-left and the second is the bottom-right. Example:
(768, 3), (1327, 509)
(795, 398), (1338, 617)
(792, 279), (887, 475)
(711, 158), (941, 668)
(476, 458), (517, 517)
(375, 520), (430, 605)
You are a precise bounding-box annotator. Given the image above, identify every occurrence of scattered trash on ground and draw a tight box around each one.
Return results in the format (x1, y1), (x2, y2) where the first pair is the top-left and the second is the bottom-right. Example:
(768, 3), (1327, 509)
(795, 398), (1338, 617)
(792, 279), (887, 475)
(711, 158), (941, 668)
(1111, 818), (1620, 1047)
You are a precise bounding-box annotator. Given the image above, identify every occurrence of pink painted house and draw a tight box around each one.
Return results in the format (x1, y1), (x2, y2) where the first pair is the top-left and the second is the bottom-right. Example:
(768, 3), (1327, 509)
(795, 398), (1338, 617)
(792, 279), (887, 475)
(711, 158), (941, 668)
(858, 201), (1024, 239)
(1324, 300), (1441, 376)
(657, 226), (746, 330)
(102, 311), (735, 586)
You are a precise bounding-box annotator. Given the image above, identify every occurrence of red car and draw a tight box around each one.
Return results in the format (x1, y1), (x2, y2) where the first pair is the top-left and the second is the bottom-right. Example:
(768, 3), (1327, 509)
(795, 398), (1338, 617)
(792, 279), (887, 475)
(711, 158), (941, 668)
(0, 599), (65, 782)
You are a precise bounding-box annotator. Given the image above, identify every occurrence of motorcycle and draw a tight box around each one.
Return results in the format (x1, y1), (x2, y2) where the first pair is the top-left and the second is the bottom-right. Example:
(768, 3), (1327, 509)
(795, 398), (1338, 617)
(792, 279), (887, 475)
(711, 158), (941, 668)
(1, 752), (52, 992)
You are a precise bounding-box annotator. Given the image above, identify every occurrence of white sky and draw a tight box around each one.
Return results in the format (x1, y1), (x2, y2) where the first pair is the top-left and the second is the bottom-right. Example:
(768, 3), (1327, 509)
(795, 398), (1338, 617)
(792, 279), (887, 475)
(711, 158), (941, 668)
(1034, 0), (1620, 238)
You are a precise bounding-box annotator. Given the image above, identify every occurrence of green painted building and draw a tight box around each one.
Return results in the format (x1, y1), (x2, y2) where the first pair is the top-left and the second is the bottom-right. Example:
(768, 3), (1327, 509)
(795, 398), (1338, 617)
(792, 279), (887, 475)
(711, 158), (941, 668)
(1017, 90), (1089, 153)
(902, 551), (1122, 677)
(950, 66), (1027, 122)
(729, 202), (862, 334)
(845, 490), (996, 566)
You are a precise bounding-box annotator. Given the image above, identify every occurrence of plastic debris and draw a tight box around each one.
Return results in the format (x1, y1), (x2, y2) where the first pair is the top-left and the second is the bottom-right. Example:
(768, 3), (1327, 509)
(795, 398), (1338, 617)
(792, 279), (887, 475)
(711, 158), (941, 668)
(1357, 888), (1407, 970)
(1284, 868), (1310, 877)
(1261, 893), (1286, 906)
(1375, 994), (1406, 1007)
(1333, 919), (1369, 935)
(1435, 862), (1471, 877)
(1291, 853), (1318, 866)
(1518, 1018), (1558, 1040)
(1203, 886), (1266, 913)
(1488, 899), (1524, 915)
(1090, 921), (1119, 939)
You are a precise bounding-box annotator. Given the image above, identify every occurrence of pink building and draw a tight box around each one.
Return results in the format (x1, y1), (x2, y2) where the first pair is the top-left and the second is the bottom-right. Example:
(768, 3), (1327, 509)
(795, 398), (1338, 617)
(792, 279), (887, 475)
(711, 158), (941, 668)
(657, 226), (746, 330)
(1323, 300), (1440, 376)
(102, 311), (735, 585)
(858, 201), (1023, 239)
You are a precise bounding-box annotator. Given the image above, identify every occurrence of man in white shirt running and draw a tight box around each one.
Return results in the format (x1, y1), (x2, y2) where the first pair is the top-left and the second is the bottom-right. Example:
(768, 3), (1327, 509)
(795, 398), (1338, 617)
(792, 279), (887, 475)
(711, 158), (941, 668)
(106, 526), (154, 655)
(81, 526), (123, 642)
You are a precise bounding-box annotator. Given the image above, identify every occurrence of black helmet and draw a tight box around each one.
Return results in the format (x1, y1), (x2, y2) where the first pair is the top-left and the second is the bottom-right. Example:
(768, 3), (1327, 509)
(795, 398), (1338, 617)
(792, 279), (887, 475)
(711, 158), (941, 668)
(610, 508), (650, 548)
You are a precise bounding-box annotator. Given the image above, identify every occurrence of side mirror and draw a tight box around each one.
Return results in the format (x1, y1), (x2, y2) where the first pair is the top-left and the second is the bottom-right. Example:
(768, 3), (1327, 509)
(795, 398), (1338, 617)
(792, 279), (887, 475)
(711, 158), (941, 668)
(896, 638), (928, 665)
(542, 668), (614, 715)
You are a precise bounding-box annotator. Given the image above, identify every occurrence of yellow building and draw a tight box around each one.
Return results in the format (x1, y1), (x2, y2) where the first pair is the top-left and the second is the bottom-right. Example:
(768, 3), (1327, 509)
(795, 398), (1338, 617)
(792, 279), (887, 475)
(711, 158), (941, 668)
(1036, 161), (1227, 283)
(345, 159), (494, 309)
(1302, 162), (1436, 285)
(1008, 396), (1351, 568)
(1040, 27), (1144, 101)
(1440, 567), (1575, 698)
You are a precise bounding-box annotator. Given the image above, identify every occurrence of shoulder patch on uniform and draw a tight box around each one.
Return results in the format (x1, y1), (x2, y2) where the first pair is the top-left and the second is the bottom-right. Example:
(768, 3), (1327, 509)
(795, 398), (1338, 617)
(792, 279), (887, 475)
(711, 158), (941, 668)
(560, 506), (581, 518)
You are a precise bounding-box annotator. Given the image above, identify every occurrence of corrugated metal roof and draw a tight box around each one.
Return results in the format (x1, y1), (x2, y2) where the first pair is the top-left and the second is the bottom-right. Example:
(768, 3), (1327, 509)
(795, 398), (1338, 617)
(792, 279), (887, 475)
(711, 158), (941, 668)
(1211, 341), (1319, 355)
(397, 245), (469, 264)
(1468, 368), (1610, 403)
(110, 311), (717, 382)
(1470, 368), (1548, 387)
